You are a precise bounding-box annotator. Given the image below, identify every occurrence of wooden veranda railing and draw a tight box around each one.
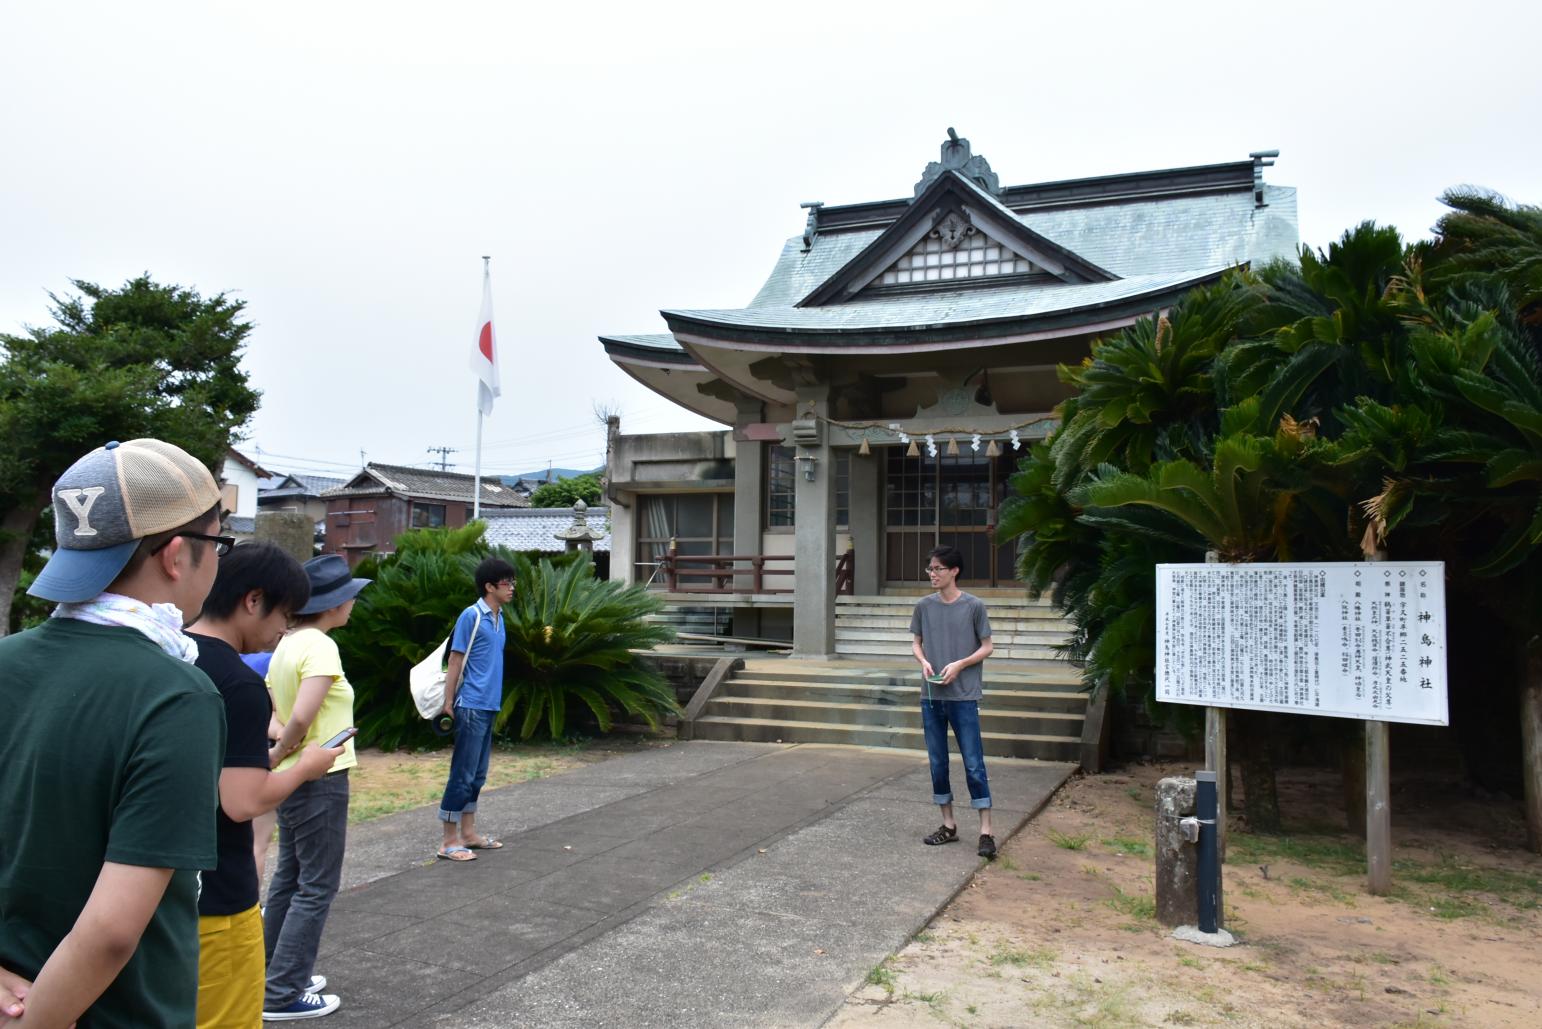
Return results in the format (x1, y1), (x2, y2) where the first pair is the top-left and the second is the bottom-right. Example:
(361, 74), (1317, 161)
(658, 543), (855, 595)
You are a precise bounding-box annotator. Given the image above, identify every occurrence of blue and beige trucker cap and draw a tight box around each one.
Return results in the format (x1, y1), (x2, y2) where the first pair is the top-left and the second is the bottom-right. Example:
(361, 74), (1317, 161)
(28, 439), (223, 603)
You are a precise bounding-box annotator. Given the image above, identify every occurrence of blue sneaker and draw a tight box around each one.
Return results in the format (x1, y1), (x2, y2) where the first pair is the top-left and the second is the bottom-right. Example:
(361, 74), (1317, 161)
(263, 991), (340, 1020)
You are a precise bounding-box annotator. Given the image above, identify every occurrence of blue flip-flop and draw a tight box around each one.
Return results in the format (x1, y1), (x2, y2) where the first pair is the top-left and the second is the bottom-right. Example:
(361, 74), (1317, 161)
(436, 845), (476, 862)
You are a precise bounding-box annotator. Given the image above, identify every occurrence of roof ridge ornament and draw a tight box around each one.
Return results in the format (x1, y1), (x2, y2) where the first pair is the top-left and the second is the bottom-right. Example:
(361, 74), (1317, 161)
(914, 128), (1001, 198)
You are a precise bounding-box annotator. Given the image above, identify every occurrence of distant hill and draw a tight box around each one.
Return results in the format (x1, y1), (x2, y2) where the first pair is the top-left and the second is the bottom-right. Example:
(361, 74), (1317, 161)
(498, 466), (600, 486)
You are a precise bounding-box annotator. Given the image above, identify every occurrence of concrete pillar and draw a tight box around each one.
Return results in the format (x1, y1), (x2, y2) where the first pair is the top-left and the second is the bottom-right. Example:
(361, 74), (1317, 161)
(1155, 776), (1199, 927)
(849, 445), (882, 596)
(609, 498), (636, 585)
(733, 430), (765, 587)
(792, 387), (836, 658)
(255, 511), (315, 564)
(732, 424), (765, 635)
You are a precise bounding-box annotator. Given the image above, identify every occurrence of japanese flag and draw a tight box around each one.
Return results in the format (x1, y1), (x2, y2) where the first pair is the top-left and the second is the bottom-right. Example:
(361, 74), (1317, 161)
(471, 266), (501, 415)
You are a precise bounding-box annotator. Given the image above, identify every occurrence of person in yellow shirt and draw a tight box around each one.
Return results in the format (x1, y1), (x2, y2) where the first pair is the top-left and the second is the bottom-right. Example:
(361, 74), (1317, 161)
(262, 554), (369, 1021)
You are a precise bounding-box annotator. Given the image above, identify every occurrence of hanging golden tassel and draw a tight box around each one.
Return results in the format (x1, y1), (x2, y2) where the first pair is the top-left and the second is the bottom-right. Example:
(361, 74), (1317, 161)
(857, 437), (871, 457)
(905, 439), (919, 458)
(985, 439), (1001, 458)
(946, 437), (960, 457)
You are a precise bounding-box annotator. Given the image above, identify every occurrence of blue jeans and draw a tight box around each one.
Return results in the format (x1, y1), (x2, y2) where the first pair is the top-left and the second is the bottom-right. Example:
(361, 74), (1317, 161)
(264, 770), (348, 1008)
(439, 706), (496, 823)
(921, 699), (991, 809)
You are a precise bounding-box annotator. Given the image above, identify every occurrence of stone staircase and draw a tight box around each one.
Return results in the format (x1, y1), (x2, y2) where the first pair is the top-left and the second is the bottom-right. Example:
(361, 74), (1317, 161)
(685, 591), (1096, 764)
(833, 590), (1071, 661)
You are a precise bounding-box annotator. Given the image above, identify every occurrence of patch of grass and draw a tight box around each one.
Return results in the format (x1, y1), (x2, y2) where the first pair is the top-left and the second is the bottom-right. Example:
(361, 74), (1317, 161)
(1176, 953), (1201, 969)
(698, 873), (712, 883)
(1164, 1012), (1199, 1026)
(1229, 830), (1364, 877)
(1427, 894), (1486, 920)
(997, 855), (1019, 871)
(1019, 871), (1042, 881)
(966, 1003), (978, 1015)
(866, 961), (897, 994)
(1393, 854), (1542, 898)
(1106, 885), (1157, 921)
(1047, 829), (1092, 850)
(1102, 836), (1151, 857)
(990, 942), (1056, 968)
(1285, 875), (1355, 904)
(1126, 786), (1146, 803)
(912, 930), (935, 944)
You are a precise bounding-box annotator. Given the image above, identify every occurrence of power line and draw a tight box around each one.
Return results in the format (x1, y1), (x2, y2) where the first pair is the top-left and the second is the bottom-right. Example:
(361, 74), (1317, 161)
(426, 445), (456, 471)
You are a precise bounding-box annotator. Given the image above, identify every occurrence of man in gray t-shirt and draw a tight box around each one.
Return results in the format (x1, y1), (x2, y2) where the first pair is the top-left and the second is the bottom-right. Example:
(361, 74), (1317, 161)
(910, 545), (997, 858)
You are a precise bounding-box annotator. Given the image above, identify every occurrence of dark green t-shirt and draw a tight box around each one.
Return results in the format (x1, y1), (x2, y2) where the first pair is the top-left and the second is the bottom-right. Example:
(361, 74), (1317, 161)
(0, 618), (225, 1029)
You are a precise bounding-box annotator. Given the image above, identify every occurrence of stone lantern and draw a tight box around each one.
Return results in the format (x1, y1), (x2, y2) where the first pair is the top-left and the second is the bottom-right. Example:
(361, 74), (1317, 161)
(554, 500), (606, 553)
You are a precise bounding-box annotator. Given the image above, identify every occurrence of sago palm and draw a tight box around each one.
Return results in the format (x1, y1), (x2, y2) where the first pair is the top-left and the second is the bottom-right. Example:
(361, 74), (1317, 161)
(499, 553), (680, 739)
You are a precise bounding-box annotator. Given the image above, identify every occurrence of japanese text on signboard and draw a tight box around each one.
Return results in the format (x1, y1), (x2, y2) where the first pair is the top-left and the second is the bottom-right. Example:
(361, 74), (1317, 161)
(1155, 563), (1447, 726)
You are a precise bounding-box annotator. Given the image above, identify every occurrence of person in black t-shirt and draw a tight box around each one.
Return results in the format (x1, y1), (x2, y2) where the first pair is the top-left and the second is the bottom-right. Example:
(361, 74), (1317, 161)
(185, 543), (344, 1027)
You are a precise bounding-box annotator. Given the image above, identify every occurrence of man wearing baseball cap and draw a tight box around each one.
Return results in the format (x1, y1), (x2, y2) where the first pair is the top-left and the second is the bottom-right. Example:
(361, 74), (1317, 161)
(0, 439), (229, 1027)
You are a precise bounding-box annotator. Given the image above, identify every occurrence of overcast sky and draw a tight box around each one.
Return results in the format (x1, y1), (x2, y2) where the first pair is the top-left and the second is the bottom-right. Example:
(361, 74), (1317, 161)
(3, 1), (1538, 482)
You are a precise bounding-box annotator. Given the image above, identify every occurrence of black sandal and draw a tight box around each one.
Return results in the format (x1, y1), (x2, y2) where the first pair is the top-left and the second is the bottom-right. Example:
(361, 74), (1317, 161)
(923, 824), (959, 846)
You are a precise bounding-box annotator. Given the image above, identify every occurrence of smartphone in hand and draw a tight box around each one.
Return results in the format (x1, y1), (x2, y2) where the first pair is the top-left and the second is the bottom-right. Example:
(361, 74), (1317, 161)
(321, 727), (358, 749)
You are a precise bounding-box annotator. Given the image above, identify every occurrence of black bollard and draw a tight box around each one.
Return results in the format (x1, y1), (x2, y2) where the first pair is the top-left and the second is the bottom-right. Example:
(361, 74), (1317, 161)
(1195, 769), (1220, 934)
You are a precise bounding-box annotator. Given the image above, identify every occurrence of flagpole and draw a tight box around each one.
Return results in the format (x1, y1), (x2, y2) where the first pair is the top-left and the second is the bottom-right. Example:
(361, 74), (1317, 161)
(473, 255), (490, 521)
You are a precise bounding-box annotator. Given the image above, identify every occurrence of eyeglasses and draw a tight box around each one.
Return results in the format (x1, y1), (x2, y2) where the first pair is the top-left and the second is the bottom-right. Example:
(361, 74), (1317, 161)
(923, 565), (952, 575)
(152, 531), (236, 558)
(497, 579), (516, 588)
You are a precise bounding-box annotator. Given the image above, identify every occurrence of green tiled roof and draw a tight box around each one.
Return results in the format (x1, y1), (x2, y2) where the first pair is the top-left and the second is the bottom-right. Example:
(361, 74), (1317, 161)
(664, 268), (1233, 337)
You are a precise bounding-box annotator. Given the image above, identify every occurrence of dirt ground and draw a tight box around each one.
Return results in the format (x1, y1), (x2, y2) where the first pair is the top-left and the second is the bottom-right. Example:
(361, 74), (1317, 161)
(830, 762), (1542, 1028)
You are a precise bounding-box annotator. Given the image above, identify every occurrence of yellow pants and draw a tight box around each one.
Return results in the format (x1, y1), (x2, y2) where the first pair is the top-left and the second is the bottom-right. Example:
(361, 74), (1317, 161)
(197, 904), (265, 1029)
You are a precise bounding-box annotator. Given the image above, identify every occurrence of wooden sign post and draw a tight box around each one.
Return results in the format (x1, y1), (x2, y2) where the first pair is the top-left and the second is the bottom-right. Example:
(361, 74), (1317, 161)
(1156, 561), (1448, 895)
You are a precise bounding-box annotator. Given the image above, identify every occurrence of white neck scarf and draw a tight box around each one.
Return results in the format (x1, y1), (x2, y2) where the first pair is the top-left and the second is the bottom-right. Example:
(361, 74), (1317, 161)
(53, 592), (199, 664)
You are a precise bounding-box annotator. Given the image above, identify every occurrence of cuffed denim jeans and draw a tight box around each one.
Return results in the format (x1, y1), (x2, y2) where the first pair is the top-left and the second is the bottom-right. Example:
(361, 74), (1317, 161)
(920, 699), (992, 809)
(264, 770), (348, 1008)
(439, 706), (496, 823)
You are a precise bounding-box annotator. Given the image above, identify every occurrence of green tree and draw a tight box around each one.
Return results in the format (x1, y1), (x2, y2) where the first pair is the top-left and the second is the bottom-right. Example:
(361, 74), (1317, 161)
(0, 276), (260, 633)
(1002, 203), (1542, 843)
(528, 473), (602, 508)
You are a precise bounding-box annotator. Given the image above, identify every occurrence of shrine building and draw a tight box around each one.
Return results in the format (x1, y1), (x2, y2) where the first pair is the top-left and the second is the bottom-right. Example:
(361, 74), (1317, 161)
(601, 131), (1299, 661)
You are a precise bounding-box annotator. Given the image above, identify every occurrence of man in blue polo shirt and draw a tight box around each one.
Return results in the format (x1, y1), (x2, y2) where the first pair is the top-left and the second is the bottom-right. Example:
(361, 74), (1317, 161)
(436, 557), (516, 862)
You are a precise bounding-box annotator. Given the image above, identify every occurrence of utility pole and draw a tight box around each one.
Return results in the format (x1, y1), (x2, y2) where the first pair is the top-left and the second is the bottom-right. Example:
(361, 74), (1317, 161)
(426, 445), (456, 471)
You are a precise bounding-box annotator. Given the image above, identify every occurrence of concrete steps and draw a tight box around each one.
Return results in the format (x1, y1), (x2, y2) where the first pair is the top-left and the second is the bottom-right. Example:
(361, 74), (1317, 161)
(684, 715), (1084, 764)
(674, 593), (1091, 764)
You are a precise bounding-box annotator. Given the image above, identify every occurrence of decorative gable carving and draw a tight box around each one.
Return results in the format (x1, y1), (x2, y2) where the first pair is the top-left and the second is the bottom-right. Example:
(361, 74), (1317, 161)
(798, 156), (1117, 307)
(874, 214), (1041, 287)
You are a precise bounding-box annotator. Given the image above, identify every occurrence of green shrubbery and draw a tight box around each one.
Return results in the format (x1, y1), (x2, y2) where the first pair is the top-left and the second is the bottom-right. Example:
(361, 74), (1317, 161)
(998, 193), (1542, 833)
(334, 522), (676, 749)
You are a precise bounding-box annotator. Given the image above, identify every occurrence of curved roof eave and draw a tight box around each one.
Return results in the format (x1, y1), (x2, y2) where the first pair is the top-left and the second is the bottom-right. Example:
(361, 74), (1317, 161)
(599, 333), (694, 366)
(604, 349), (738, 425)
(661, 266), (1236, 354)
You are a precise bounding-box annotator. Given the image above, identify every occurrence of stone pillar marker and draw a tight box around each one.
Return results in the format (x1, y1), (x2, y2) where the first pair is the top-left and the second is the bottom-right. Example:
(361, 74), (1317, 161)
(1155, 776), (1199, 927)
(791, 386), (836, 658)
(255, 511), (315, 564)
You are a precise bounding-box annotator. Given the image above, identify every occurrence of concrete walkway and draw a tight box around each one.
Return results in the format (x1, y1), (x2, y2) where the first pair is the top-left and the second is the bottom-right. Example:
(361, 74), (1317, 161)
(299, 742), (1073, 1027)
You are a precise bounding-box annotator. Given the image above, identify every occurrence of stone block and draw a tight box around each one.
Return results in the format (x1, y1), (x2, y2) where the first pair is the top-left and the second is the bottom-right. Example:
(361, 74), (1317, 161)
(255, 511), (315, 563)
(1155, 775), (1198, 927)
